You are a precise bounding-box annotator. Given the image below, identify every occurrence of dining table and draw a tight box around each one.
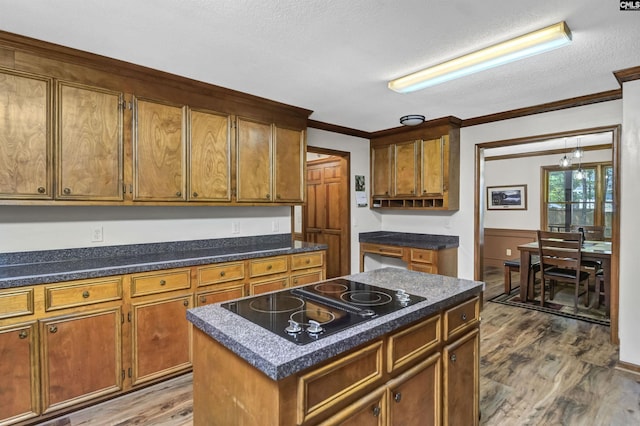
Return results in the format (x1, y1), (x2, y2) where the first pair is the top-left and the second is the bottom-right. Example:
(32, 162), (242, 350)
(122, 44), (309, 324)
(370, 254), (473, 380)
(517, 240), (612, 314)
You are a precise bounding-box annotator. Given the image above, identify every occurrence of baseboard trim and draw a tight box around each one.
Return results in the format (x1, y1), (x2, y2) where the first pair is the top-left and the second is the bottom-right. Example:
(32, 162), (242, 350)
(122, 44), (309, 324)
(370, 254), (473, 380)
(615, 360), (640, 376)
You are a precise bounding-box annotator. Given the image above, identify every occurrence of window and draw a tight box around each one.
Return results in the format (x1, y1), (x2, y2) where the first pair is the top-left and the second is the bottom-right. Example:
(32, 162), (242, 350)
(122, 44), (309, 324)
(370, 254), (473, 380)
(543, 162), (613, 239)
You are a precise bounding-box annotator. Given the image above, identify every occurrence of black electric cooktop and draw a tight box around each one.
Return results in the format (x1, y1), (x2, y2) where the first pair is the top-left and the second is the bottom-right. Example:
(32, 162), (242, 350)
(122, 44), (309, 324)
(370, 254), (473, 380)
(220, 278), (426, 345)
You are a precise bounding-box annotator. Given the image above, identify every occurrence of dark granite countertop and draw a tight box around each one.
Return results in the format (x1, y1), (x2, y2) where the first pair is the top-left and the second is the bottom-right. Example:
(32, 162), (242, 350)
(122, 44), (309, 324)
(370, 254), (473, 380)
(186, 267), (484, 380)
(359, 231), (459, 249)
(0, 234), (327, 289)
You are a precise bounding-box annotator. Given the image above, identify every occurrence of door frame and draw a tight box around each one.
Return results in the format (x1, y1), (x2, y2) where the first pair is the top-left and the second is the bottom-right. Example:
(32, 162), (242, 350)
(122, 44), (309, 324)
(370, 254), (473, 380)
(474, 124), (621, 343)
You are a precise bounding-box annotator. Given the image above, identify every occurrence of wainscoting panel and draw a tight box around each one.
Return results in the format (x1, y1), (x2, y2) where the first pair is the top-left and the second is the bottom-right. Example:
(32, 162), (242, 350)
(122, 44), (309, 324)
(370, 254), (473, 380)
(483, 228), (537, 268)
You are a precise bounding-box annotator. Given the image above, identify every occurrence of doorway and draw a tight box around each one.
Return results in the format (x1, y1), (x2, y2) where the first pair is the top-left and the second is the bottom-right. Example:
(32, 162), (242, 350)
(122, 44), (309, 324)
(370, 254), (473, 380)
(300, 147), (351, 279)
(474, 125), (620, 343)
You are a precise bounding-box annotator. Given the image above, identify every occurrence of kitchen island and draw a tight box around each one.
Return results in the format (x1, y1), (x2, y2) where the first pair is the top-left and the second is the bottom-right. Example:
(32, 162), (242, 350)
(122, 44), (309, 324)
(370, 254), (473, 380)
(187, 267), (484, 425)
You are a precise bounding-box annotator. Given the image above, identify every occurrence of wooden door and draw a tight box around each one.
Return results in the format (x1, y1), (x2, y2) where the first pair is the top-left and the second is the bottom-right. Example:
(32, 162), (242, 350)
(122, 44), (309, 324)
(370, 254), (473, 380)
(274, 125), (304, 202)
(443, 329), (479, 426)
(57, 81), (123, 200)
(188, 108), (232, 201)
(40, 309), (122, 413)
(0, 323), (39, 423)
(371, 145), (392, 197)
(0, 69), (52, 199)
(131, 295), (192, 385)
(387, 353), (441, 426)
(133, 97), (186, 201)
(394, 140), (418, 197)
(236, 117), (272, 202)
(305, 157), (349, 279)
(422, 137), (445, 196)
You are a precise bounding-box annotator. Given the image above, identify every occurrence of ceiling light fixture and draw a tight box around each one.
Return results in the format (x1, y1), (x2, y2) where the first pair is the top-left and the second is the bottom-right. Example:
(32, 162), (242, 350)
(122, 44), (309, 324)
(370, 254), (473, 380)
(399, 114), (426, 126)
(388, 21), (572, 93)
(573, 137), (584, 159)
(559, 138), (572, 168)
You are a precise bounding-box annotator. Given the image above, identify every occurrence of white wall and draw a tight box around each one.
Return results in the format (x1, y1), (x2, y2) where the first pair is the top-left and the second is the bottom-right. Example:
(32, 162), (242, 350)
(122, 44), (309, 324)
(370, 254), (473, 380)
(484, 149), (612, 230)
(0, 205), (290, 253)
(306, 128), (382, 273)
(619, 80), (640, 366)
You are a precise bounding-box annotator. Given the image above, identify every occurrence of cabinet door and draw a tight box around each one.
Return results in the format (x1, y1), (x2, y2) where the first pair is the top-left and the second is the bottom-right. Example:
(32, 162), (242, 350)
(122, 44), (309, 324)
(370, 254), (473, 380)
(0, 323), (39, 424)
(443, 328), (479, 426)
(57, 82), (123, 200)
(394, 140), (418, 197)
(387, 352), (441, 426)
(0, 69), (52, 199)
(133, 97), (186, 201)
(273, 125), (304, 202)
(371, 145), (392, 197)
(131, 294), (192, 385)
(318, 387), (386, 426)
(189, 108), (232, 201)
(421, 137), (445, 196)
(40, 308), (122, 413)
(236, 117), (272, 202)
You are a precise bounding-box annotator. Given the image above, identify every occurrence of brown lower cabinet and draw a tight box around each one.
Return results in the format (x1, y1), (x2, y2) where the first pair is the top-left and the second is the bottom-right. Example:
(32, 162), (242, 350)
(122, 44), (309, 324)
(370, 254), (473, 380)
(192, 295), (480, 426)
(0, 249), (325, 425)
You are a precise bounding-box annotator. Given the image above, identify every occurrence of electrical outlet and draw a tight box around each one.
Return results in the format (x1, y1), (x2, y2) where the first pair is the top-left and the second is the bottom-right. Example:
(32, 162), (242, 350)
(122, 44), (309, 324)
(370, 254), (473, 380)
(231, 221), (240, 234)
(272, 220), (279, 232)
(506, 248), (512, 256)
(91, 225), (104, 242)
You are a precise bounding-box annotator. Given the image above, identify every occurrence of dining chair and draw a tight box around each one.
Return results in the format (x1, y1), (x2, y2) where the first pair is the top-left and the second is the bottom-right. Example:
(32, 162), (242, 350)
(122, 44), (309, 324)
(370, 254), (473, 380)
(537, 230), (591, 311)
(569, 225), (605, 241)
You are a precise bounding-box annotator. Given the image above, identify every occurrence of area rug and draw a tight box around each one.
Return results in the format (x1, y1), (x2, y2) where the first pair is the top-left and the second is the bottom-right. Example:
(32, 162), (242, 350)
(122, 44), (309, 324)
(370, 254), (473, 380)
(490, 287), (610, 326)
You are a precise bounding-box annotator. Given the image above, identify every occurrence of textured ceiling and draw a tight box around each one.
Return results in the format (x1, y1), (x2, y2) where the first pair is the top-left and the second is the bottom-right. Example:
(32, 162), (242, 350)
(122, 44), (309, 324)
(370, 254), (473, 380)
(1, 0), (639, 132)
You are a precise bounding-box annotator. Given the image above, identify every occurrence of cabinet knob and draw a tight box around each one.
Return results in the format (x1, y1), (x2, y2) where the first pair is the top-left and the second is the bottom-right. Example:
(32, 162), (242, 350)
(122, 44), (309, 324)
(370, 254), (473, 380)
(49, 325), (58, 334)
(450, 353), (457, 363)
(176, 191), (182, 197)
(267, 265), (272, 270)
(293, 278), (298, 284)
(393, 392), (402, 403)
(372, 406), (381, 417)
(220, 271), (226, 277)
(200, 296), (207, 304)
(63, 187), (71, 195)
(461, 312), (467, 321)
(305, 259), (311, 264)
(160, 280), (166, 286)
(183, 300), (189, 307)
(265, 194), (270, 199)
(193, 192), (198, 197)
(37, 186), (46, 194)
(19, 330), (29, 339)
(82, 290), (90, 298)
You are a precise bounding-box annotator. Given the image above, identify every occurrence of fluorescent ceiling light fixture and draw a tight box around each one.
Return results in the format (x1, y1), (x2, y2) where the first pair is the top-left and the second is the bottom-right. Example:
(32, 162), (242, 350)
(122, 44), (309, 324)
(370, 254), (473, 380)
(388, 22), (572, 93)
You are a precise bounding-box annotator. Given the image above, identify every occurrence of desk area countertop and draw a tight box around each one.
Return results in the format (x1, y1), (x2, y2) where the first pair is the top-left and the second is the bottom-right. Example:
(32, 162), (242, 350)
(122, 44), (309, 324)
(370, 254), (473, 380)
(359, 231), (459, 249)
(0, 234), (326, 289)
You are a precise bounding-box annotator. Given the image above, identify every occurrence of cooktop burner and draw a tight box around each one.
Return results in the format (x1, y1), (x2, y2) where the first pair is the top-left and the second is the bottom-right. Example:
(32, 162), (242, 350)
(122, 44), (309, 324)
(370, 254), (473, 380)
(220, 278), (425, 345)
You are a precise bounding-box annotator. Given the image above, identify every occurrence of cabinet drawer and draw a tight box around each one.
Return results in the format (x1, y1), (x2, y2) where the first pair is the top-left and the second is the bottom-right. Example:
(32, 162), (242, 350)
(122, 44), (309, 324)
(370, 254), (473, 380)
(291, 251), (324, 270)
(291, 270), (323, 287)
(0, 288), (34, 319)
(361, 243), (404, 258)
(130, 269), (191, 297)
(410, 263), (437, 274)
(297, 340), (384, 424)
(197, 262), (245, 287)
(387, 314), (440, 373)
(410, 248), (435, 264)
(443, 296), (479, 341)
(248, 256), (288, 278)
(249, 277), (289, 295)
(45, 277), (122, 311)
(196, 282), (246, 306)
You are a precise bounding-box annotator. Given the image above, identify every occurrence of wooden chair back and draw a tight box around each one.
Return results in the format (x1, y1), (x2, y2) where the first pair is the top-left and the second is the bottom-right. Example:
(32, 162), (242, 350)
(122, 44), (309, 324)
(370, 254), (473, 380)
(537, 230), (583, 272)
(570, 225), (605, 241)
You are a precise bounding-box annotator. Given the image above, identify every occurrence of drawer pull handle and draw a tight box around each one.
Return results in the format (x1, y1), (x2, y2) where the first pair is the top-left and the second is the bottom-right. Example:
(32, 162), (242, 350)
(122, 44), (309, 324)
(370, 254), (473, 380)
(200, 296), (207, 304)
(393, 392), (402, 403)
(82, 290), (90, 298)
(461, 312), (467, 321)
(267, 265), (272, 270)
(220, 271), (226, 277)
(294, 279), (298, 284)
(192, 192), (198, 197)
(183, 300), (189, 307)
(372, 406), (381, 417)
(63, 187), (71, 195)
(265, 193), (270, 199)
(306, 259), (311, 264)
(37, 186), (46, 194)
(450, 353), (457, 363)
(160, 280), (166, 286)
(19, 330), (29, 339)
(176, 191), (182, 197)
(49, 325), (58, 334)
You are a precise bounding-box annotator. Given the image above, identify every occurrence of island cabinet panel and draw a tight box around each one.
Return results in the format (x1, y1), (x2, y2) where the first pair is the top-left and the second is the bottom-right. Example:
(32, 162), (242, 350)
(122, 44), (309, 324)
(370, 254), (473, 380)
(130, 294), (193, 386)
(40, 308), (122, 413)
(387, 314), (440, 374)
(443, 328), (479, 426)
(318, 387), (387, 426)
(133, 97), (186, 201)
(236, 117), (272, 202)
(0, 322), (39, 424)
(56, 81), (123, 200)
(0, 68), (52, 199)
(188, 108), (232, 202)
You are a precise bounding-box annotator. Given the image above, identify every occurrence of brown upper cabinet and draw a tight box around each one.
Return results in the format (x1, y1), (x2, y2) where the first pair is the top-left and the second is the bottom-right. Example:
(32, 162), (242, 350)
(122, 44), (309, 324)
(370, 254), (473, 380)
(0, 32), (310, 206)
(0, 68), (53, 199)
(370, 119), (460, 210)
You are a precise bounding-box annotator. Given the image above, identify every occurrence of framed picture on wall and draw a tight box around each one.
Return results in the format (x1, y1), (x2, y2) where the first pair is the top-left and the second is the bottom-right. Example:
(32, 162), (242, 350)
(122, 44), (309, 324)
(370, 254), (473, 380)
(487, 185), (527, 210)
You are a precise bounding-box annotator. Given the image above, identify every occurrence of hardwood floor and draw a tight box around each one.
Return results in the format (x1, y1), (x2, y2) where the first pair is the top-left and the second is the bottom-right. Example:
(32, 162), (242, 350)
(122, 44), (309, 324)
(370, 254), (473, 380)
(38, 268), (640, 425)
